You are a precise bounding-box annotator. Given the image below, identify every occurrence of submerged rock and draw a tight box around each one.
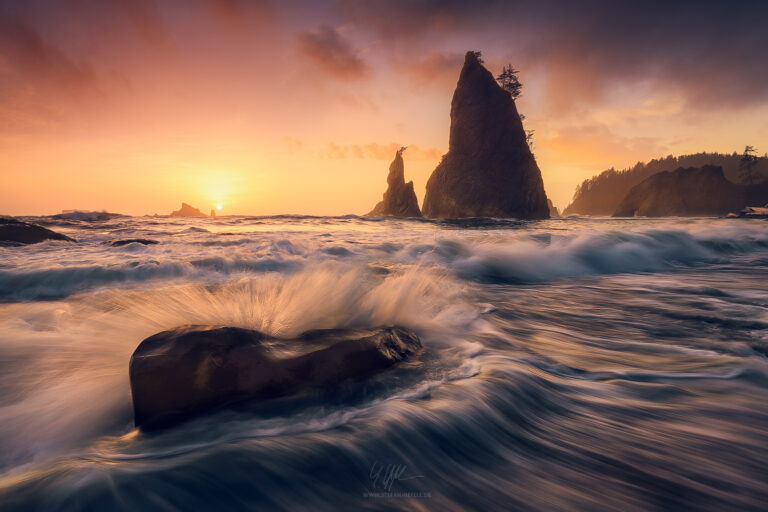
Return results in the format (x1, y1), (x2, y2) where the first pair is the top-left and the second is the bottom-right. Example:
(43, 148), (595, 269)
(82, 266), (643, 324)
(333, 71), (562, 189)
(129, 325), (421, 429)
(0, 217), (75, 245)
(170, 202), (207, 217)
(422, 51), (549, 219)
(109, 239), (159, 247)
(54, 210), (120, 221)
(613, 165), (755, 217)
(368, 147), (421, 217)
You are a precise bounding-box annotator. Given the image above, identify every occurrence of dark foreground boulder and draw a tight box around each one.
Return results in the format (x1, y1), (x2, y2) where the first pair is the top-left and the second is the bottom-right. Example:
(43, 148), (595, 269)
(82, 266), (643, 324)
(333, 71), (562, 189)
(129, 325), (421, 430)
(0, 217), (75, 245)
(109, 239), (159, 246)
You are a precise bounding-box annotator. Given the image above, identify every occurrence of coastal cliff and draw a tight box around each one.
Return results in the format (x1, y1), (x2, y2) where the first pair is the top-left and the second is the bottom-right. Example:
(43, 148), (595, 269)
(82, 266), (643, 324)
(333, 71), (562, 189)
(564, 152), (768, 216)
(613, 165), (768, 217)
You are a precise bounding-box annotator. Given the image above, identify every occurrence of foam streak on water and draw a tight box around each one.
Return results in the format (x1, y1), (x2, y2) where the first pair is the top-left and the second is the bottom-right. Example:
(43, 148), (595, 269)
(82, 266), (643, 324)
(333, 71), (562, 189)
(1, 215), (767, 511)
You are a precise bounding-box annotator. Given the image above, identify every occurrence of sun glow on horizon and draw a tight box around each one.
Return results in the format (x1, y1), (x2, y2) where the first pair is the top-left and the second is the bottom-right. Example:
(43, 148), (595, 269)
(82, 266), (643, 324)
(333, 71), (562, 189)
(216, 204), (222, 210)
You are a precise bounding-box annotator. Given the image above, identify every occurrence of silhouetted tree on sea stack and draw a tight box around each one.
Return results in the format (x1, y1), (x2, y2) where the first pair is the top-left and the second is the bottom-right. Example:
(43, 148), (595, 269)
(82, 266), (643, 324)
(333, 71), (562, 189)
(421, 51), (549, 219)
(496, 65), (523, 99)
(740, 145), (762, 184)
(496, 63), (533, 148)
(525, 129), (535, 149)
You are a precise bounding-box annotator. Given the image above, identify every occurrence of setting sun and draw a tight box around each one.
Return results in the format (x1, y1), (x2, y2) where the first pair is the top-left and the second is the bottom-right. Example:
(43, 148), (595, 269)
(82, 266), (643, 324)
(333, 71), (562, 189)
(216, 204), (222, 211)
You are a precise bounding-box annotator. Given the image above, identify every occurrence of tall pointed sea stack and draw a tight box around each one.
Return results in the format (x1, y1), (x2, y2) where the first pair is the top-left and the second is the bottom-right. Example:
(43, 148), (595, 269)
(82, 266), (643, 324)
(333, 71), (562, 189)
(368, 147), (421, 217)
(422, 51), (549, 219)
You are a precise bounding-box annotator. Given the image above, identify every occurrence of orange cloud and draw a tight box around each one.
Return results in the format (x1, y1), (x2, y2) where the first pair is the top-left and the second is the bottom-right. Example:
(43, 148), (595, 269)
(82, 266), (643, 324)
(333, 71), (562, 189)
(539, 124), (667, 170)
(319, 142), (442, 161)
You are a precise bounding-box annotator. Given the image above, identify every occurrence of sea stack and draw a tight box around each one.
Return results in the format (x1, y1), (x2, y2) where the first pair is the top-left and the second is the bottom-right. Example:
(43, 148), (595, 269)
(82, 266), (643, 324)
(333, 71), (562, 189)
(547, 199), (560, 217)
(368, 147), (421, 217)
(422, 51), (549, 219)
(170, 203), (207, 217)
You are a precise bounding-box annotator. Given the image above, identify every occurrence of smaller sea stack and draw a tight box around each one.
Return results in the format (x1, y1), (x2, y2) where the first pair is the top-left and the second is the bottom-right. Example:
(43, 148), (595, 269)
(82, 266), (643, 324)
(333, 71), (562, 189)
(170, 203), (207, 217)
(368, 147), (421, 217)
(548, 199), (560, 217)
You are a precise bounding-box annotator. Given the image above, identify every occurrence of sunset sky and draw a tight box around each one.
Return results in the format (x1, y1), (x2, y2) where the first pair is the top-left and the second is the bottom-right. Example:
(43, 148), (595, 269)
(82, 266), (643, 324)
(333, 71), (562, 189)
(2, 0), (767, 216)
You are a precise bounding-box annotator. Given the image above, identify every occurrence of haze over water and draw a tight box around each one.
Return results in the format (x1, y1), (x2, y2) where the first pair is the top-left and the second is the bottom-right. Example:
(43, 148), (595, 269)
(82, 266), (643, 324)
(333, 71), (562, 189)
(1, 214), (767, 511)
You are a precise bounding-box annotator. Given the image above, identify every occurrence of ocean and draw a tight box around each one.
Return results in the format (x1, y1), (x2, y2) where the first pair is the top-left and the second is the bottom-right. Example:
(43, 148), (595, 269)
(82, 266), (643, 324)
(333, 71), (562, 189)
(1, 214), (767, 511)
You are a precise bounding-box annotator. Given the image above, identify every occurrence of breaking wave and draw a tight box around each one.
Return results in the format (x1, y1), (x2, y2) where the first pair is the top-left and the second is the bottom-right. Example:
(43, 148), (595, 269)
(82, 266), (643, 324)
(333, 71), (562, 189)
(3, 219), (768, 301)
(2, 216), (768, 510)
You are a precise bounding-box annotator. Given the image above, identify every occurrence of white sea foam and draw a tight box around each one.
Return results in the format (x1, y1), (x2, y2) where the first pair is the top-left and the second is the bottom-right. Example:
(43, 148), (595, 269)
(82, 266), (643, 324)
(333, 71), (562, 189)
(0, 260), (482, 473)
(2, 216), (768, 510)
(2, 218), (768, 300)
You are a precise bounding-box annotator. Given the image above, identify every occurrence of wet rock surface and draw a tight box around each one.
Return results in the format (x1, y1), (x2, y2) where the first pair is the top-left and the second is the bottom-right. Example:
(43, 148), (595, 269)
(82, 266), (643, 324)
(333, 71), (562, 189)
(0, 217), (75, 245)
(109, 239), (159, 246)
(129, 325), (422, 429)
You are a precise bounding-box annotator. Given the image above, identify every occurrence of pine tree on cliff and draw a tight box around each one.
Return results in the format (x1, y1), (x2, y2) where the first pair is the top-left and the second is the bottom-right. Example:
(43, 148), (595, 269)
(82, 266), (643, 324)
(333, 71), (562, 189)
(496, 65), (522, 99)
(422, 51), (549, 219)
(740, 145), (762, 185)
(497, 64), (533, 147)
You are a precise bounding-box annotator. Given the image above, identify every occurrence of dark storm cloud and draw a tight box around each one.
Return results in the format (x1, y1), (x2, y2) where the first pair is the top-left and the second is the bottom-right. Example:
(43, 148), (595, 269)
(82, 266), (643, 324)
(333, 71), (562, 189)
(0, 12), (96, 92)
(0, 0), (168, 88)
(102, 0), (169, 47)
(197, 0), (275, 31)
(337, 0), (768, 110)
(199, 0), (244, 25)
(0, 6), (99, 137)
(296, 25), (370, 79)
